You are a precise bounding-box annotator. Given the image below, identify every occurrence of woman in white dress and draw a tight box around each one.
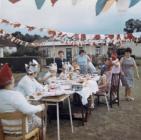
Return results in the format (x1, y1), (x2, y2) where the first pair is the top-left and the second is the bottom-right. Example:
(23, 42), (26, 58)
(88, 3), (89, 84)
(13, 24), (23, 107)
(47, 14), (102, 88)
(0, 64), (44, 134)
(16, 59), (44, 97)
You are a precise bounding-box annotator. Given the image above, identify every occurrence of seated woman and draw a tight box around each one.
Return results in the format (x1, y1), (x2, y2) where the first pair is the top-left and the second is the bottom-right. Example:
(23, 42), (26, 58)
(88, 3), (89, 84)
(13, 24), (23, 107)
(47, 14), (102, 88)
(0, 64), (44, 134)
(16, 59), (44, 97)
(98, 69), (109, 92)
(71, 64), (80, 80)
(47, 63), (57, 84)
(59, 64), (69, 80)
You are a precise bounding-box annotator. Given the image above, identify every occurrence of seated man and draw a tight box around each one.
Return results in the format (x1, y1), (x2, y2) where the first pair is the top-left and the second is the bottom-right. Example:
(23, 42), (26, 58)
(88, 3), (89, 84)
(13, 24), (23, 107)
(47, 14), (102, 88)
(0, 64), (44, 134)
(16, 59), (44, 97)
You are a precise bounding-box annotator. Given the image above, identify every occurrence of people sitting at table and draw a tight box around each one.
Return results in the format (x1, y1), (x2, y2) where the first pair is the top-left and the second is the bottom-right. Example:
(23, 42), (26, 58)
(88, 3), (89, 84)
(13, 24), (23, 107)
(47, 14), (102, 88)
(0, 64), (44, 134)
(59, 66), (68, 80)
(38, 67), (51, 84)
(16, 59), (44, 97)
(47, 63), (57, 85)
(71, 63), (80, 80)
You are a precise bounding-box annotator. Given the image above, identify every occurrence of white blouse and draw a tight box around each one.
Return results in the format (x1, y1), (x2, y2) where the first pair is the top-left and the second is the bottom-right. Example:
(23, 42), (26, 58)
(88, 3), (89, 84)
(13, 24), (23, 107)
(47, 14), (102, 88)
(0, 89), (43, 114)
(16, 75), (44, 96)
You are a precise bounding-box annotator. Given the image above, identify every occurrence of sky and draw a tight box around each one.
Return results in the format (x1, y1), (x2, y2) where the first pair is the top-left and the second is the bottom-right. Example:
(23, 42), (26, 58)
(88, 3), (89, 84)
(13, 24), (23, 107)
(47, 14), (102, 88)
(0, 0), (141, 35)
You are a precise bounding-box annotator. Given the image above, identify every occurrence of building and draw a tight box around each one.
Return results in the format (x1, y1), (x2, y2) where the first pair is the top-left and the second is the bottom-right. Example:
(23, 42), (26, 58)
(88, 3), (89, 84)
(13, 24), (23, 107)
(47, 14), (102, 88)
(34, 39), (108, 61)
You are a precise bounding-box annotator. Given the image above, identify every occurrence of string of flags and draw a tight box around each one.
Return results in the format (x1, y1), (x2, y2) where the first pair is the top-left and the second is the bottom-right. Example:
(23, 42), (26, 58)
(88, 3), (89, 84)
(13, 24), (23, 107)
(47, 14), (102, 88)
(0, 29), (35, 47)
(8, 0), (58, 9)
(8, 0), (141, 15)
(96, 0), (141, 16)
(1, 26), (141, 48)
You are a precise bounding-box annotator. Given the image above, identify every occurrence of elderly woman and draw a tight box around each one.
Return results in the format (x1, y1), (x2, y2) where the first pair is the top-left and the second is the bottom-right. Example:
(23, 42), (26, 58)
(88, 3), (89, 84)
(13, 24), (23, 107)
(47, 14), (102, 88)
(16, 59), (44, 97)
(120, 48), (140, 101)
(0, 64), (44, 134)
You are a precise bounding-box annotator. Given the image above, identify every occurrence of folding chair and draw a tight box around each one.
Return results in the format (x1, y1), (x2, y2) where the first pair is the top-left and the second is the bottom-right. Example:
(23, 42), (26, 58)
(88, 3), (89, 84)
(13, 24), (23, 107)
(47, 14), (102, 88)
(94, 87), (110, 111)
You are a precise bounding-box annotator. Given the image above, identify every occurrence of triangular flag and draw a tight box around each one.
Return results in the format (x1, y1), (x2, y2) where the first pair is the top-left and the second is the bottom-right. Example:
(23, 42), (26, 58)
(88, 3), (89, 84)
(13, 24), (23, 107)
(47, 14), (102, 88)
(96, 0), (107, 16)
(72, 0), (78, 5)
(116, 0), (130, 13)
(35, 0), (45, 9)
(9, 0), (20, 4)
(102, 0), (115, 12)
(129, 0), (140, 8)
(51, 0), (58, 6)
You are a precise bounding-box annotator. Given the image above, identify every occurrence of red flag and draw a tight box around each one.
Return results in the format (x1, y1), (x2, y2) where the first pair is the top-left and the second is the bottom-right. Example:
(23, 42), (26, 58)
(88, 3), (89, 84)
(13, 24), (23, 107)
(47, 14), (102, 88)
(125, 33), (134, 41)
(13, 23), (21, 28)
(26, 26), (35, 31)
(117, 34), (121, 40)
(108, 34), (114, 39)
(1, 19), (9, 24)
(72, 34), (79, 40)
(94, 34), (101, 40)
(9, 0), (20, 4)
(80, 34), (86, 41)
(51, 0), (58, 6)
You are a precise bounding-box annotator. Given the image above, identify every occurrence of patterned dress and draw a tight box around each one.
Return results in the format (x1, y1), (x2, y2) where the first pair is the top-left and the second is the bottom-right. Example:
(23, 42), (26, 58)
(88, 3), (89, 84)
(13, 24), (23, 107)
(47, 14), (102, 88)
(121, 57), (135, 88)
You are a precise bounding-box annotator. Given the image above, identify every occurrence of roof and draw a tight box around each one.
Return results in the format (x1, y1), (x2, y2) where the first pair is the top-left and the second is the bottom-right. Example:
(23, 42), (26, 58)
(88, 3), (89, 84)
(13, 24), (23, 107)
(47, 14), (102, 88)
(33, 39), (72, 47)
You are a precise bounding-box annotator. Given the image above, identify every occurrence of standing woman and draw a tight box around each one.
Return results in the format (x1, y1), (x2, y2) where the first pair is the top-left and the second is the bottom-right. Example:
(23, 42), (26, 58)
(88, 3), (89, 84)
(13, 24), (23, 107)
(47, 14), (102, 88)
(75, 50), (90, 74)
(120, 48), (140, 101)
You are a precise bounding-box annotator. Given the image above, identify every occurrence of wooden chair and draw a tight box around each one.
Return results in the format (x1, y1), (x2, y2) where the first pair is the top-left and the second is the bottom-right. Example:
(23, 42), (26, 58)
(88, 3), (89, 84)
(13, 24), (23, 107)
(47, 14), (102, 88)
(109, 73), (121, 108)
(72, 93), (90, 125)
(0, 112), (40, 140)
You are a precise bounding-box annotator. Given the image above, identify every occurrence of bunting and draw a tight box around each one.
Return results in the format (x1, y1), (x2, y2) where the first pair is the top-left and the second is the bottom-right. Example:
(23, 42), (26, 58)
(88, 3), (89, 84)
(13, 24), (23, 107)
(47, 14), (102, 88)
(102, 0), (115, 12)
(96, 0), (107, 16)
(116, 0), (130, 13)
(7, 0), (141, 15)
(0, 29), (33, 47)
(9, 0), (21, 4)
(129, 0), (141, 8)
(51, 0), (58, 6)
(96, 0), (141, 16)
(35, 0), (45, 9)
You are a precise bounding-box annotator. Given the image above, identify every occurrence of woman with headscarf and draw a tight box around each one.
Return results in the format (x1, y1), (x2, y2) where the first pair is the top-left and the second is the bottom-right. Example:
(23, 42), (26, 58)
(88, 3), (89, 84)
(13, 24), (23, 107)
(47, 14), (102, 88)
(0, 64), (44, 134)
(120, 48), (140, 101)
(16, 59), (44, 97)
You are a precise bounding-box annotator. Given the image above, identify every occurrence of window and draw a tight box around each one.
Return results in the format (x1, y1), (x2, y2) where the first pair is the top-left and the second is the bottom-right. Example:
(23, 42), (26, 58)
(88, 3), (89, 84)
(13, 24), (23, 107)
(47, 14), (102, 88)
(95, 46), (101, 55)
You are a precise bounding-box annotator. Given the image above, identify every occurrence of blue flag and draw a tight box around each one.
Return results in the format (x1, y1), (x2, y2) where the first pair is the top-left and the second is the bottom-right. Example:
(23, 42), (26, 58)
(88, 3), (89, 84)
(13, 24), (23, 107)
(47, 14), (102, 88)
(35, 0), (46, 9)
(96, 0), (107, 16)
(129, 0), (140, 8)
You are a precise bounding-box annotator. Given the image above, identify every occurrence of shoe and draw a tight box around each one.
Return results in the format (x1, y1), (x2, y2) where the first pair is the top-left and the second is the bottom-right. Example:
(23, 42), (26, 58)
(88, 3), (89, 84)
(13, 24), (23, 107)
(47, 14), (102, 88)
(127, 96), (134, 101)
